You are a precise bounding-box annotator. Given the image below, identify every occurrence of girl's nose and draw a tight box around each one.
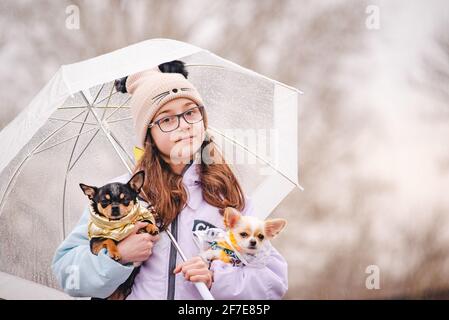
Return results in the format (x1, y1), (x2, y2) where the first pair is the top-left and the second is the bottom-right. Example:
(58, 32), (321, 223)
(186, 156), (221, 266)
(178, 116), (191, 130)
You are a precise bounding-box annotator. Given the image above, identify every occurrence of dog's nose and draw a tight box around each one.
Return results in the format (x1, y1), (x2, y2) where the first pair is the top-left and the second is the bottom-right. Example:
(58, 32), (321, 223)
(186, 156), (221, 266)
(111, 206), (120, 216)
(249, 239), (257, 247)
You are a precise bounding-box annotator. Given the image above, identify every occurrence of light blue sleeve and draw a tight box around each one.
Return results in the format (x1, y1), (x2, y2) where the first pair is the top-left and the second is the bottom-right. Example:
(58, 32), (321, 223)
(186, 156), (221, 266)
(51, 204), (134, 298)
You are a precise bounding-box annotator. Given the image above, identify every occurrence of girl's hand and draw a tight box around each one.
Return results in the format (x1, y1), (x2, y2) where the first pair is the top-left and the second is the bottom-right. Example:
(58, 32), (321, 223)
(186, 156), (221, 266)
(173, 256), (214, 289)
(117, 222), (160, 265)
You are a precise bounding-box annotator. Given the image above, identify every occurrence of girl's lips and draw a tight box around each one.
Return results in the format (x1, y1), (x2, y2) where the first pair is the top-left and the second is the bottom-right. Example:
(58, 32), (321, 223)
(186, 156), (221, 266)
(176, 135), (194, 142)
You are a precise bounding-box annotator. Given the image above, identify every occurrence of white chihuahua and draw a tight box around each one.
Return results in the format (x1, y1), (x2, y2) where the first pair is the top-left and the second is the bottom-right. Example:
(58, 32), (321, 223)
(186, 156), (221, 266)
(197, 207), (287, 266)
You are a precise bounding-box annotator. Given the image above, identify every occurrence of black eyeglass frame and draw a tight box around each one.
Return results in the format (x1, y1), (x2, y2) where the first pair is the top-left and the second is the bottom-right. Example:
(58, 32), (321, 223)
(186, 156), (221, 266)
(148, 106), (205, 133)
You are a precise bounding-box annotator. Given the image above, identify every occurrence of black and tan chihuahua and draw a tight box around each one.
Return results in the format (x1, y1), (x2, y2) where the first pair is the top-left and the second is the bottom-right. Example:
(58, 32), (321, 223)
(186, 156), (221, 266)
(79, 170), (159, 300)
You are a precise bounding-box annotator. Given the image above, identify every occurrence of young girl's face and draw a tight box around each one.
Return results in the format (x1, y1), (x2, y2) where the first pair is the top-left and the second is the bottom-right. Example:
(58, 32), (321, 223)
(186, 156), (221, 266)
(150, 98), (206, 165)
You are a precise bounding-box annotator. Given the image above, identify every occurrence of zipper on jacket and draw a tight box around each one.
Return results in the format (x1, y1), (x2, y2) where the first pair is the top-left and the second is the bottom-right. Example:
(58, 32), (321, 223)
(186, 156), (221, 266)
(166, 161), (193, 300)
(167, 215), (178, 300)
(137, 194), (176, 299)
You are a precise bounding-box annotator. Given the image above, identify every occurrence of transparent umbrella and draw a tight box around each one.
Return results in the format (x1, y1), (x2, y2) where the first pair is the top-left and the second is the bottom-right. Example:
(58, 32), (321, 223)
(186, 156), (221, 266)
(0, 39), (303, 299)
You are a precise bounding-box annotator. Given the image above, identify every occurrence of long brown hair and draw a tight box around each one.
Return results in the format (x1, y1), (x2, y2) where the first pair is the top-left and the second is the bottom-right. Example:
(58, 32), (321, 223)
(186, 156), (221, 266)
(132, 109), (246, 229)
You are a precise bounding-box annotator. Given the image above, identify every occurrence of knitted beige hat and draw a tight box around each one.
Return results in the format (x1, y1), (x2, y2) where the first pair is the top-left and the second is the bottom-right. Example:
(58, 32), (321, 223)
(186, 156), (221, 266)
(124, 65), (204, 148)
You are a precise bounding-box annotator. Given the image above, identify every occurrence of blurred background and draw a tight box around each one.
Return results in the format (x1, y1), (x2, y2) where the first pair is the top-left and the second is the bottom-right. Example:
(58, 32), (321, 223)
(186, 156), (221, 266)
(0, 0), (448, 299)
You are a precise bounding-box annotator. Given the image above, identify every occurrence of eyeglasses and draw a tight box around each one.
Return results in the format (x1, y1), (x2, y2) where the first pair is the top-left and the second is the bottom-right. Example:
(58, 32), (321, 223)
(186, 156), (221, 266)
(148, 106), (205, 133)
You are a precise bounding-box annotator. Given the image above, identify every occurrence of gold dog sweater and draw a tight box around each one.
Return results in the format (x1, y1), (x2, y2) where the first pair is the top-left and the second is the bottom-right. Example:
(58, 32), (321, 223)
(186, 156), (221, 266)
(88, 201), (156, 242)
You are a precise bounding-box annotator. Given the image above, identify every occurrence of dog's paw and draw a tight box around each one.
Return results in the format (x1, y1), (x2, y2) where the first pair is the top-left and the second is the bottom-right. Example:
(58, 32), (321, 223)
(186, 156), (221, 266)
(107, 290), (126, 300)
(146, 223), (159, 236)
(108, 249), (121, 261)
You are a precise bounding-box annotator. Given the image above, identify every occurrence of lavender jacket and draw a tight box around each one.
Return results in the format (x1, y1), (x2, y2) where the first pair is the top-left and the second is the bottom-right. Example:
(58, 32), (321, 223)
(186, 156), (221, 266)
(51, 163), (288, 299)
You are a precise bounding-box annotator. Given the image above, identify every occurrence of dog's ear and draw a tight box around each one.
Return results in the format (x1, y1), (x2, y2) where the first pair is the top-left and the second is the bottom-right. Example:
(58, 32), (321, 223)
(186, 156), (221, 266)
(223, 207), (241, 229)
(127, 171), (145, 193)
(264, 219), (287, 239)
(79, 183), (97, 200)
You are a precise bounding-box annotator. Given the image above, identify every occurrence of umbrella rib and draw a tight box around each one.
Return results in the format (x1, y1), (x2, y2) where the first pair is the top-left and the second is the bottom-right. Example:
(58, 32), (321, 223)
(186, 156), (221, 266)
(68, 128), (101, 172)
(93, 83), (105, 105)
(0, 109), (88, 217)
(49, 117), (97, 125)
(65, 109), (92, 171)
(57, 106), (89, 110)
(33, 127), (99, 155)
(0, 153), (34, 215)
(28, 109), (89, 157)
(93, 82), (134, 165)
(62, 108), (92, 238)
(185, 64), (226, 69)
(57, 105), (129, 110)
(104, 96), (131, 122)
(80, 91), (133, 172)
(107, 116), (132, 123)
(94, 89), (119, 105)
(100, 83), (114, 121)
(108, 131), (135, 165)
(208, 126), (303, 190)
(62, 88), (132, 168)
(55, 90), (121, 111)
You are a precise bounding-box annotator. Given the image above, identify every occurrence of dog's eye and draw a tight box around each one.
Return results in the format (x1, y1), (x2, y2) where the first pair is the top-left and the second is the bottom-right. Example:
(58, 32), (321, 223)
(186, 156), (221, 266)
(100, 201), (109, 208)
(123, 200), (130, 206)
(258, 234), (265, 240)
(240, 232), (248, 238)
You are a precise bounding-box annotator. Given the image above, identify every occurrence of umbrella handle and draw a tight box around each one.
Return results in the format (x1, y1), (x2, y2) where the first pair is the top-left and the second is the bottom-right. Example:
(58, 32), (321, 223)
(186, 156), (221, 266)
(165, 228), (215, 300)
(194, 282), (214, 300)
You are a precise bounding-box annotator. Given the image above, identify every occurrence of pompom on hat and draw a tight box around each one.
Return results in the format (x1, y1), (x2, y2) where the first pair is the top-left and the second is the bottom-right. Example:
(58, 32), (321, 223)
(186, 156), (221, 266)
(116, 61), (205, 149)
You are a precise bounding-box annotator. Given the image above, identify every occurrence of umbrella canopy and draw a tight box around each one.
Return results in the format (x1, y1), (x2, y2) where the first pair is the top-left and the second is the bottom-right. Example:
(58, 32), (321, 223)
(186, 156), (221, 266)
(0, 39), (302, 298)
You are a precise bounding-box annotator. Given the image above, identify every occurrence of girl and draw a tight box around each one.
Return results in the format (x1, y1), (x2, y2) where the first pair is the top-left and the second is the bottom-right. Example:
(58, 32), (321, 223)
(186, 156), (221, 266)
(52, 61), (288, 299)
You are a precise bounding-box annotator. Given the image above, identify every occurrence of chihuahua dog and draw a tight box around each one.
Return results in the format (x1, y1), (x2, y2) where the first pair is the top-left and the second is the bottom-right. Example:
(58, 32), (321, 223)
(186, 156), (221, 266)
(79, 170), (159, 299)
(199, 207), (287, 266)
